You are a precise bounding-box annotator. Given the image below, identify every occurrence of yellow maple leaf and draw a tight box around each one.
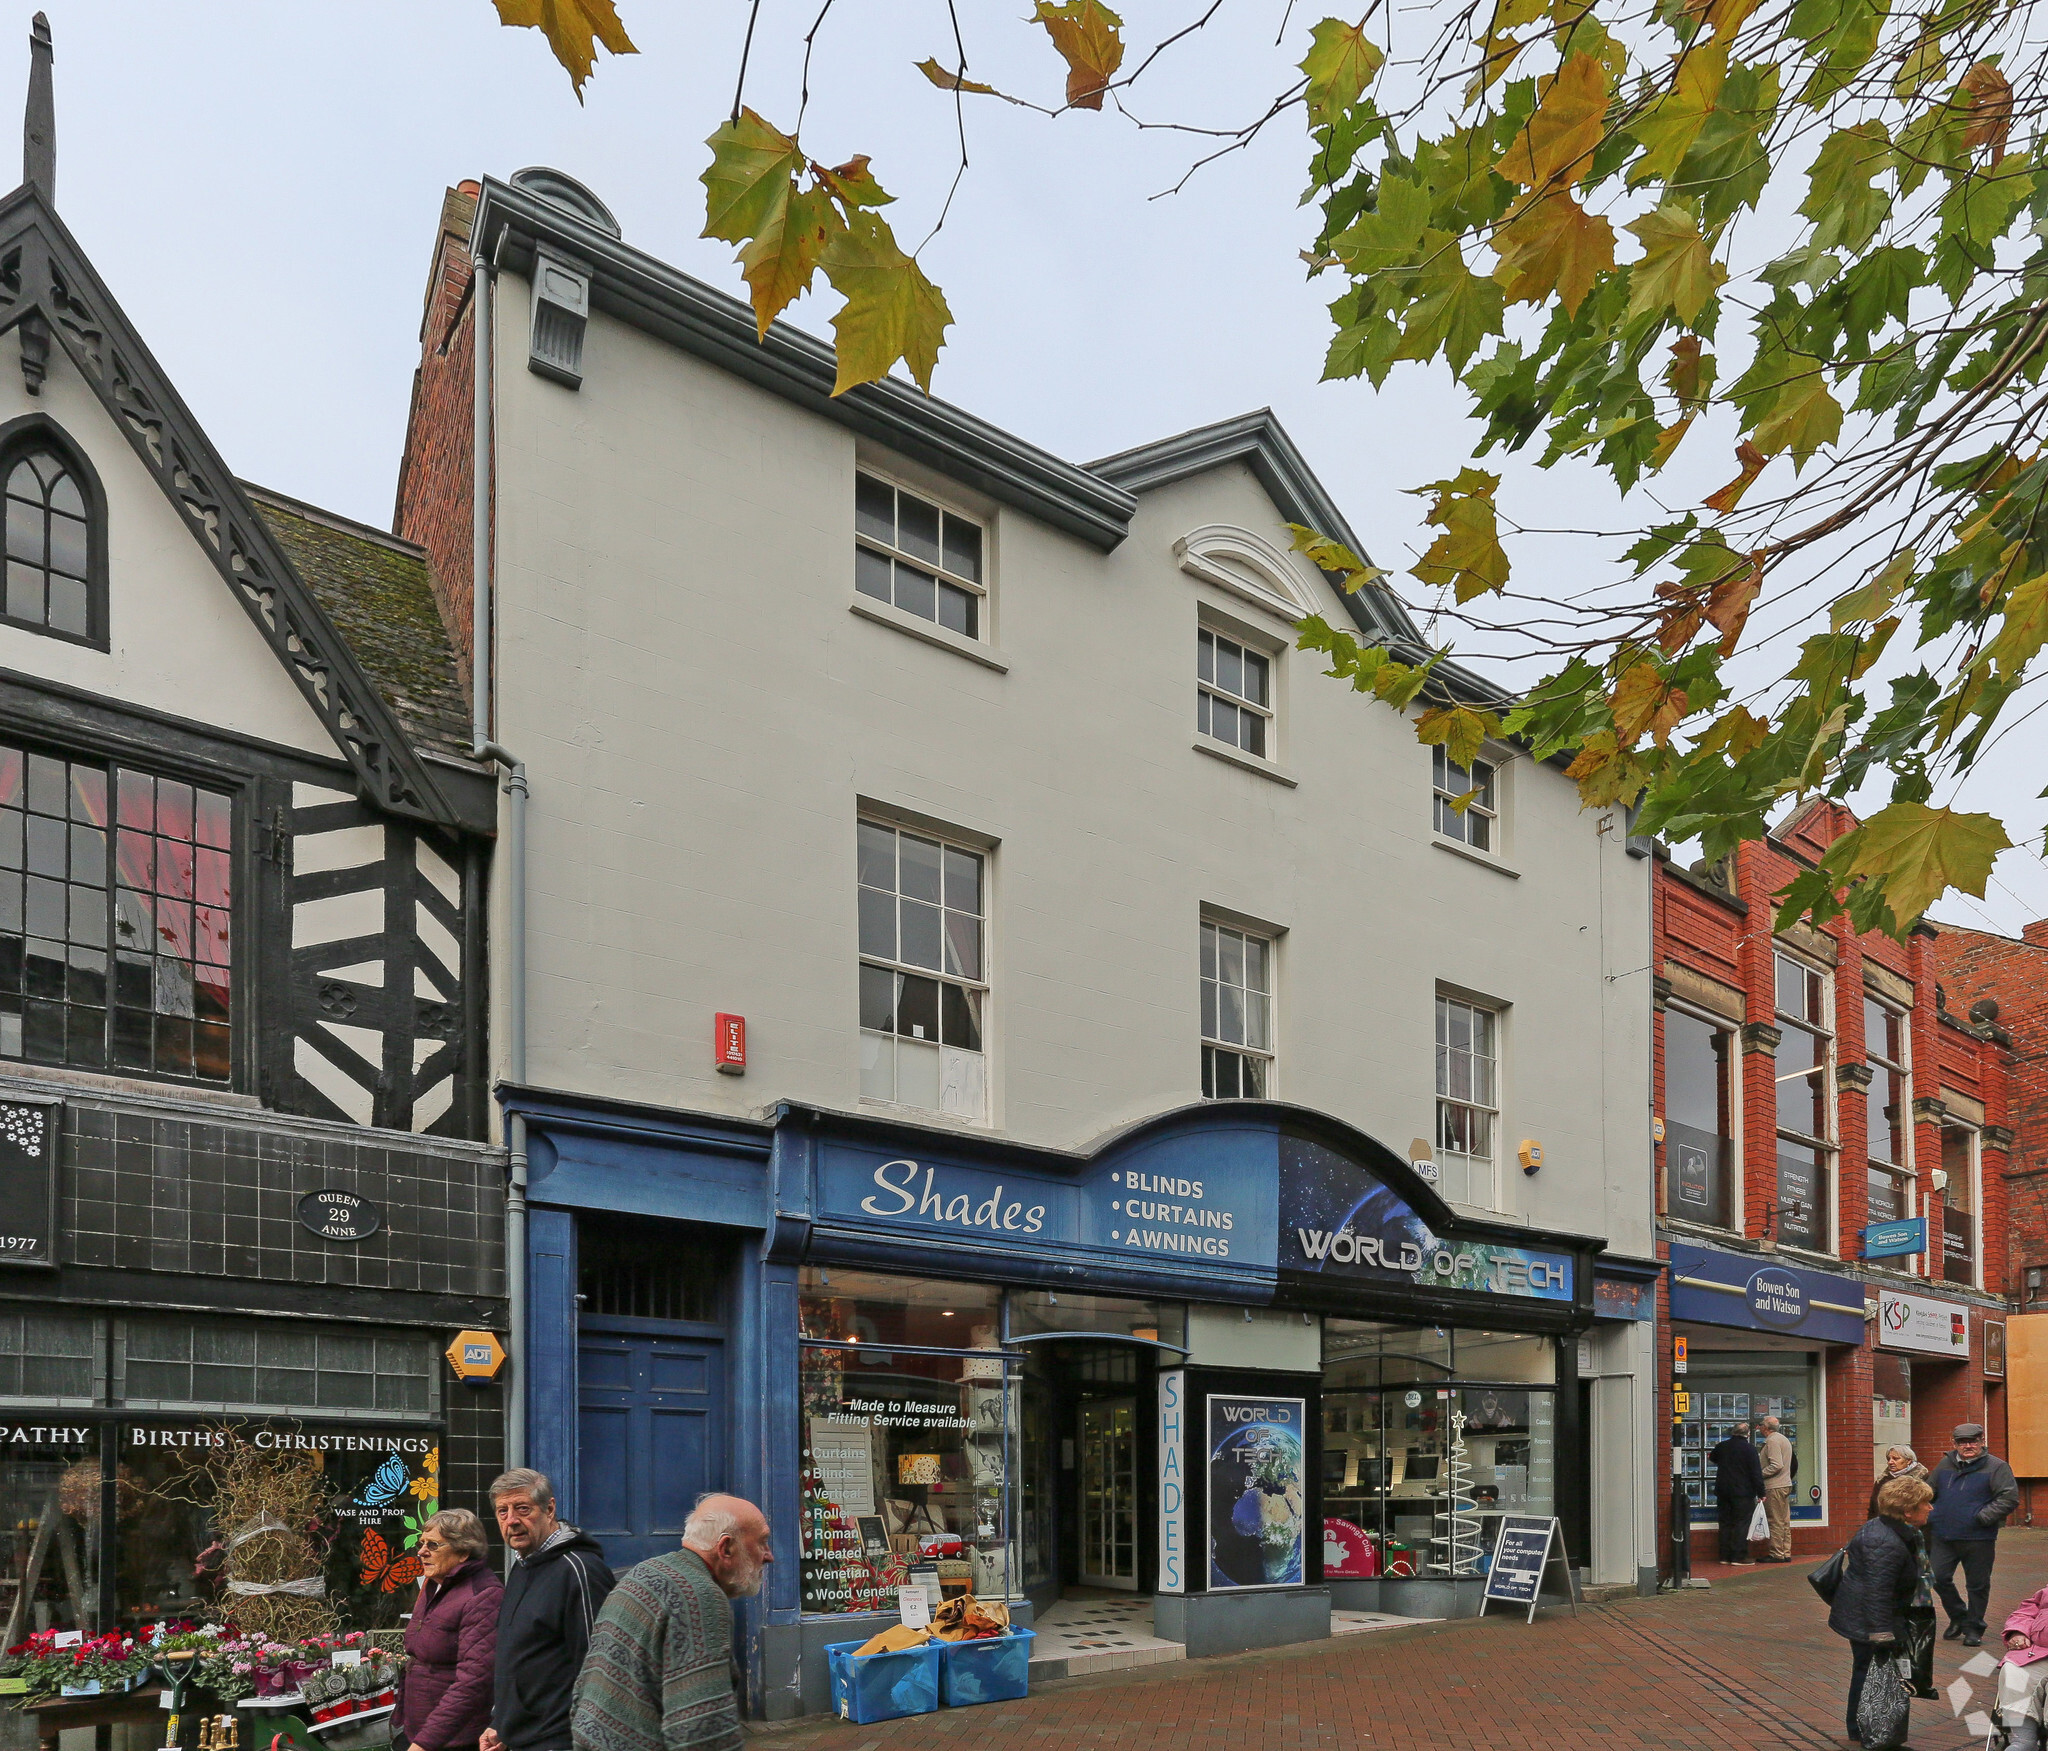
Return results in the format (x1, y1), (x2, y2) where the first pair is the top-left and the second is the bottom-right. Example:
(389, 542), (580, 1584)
(738, 185), (842, 339)
(821, 211), (955, 395)
(1415, 702), (1503, 768)
(1409, 469), (1510, 601)
(1628, 40), (1726, 186)
(1609, 658), (1689, 745)
(1988, 572), (2048, 678)
(1564, 730), (1653, 807)
(1033, 0), (1125, 110)
(492, 0), (637, 101)
(1494, 53), (1610, 192)
(1491, 189), (1615, 313)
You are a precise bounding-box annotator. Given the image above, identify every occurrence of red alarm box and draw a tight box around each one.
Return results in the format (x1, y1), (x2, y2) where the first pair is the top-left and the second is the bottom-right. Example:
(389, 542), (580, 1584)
(714, 1013), (746, 1074)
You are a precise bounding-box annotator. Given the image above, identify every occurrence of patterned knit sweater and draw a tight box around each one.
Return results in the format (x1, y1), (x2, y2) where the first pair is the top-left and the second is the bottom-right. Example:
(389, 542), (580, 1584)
(571, 1549), (740, 1751)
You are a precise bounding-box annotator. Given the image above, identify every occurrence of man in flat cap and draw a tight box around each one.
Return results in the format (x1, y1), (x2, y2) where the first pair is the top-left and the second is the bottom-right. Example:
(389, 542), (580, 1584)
(1929, 1422), (2019, 1647)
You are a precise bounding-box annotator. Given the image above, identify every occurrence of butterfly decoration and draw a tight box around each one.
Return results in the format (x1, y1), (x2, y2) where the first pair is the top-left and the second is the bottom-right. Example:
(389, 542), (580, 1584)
(358, 1527), (422, 1594)
(356, 1454), (410, 1510)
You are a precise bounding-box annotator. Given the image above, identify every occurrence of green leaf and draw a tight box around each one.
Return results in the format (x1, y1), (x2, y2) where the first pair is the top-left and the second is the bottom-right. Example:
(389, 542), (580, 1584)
(701, 109), (805, 245)
(1288, 522), (1389, 590)
(1988, 572), (2048, 678)
(820, 210), (954, 394)
(1329, 173), (1433, 273)
(1625, 202), (1726, 324)
(1628, 41), (1727, 186)
(1301, 18), (1385, 127)
(815, 156), (896, 209)
(1799, 123), (1892, 252)
(1830, 803), (2011, 926)
(1392, 234), (1507, 369)
(1787, 0), (1886, 104)
(1751, 367), (1843, 468)
(1829, 550), (1914, 629)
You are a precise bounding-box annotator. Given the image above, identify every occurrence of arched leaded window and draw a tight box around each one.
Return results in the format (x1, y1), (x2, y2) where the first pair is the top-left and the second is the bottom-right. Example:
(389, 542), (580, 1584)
(3, 442), (95, 641)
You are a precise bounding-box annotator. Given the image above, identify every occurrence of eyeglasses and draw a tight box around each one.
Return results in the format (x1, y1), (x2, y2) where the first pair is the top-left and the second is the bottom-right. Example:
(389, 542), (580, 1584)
(419, 1536), (447, 1550)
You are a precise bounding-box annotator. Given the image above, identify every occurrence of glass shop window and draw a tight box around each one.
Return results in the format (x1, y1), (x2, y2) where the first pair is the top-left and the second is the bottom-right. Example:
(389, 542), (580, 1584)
(0, 745), (234, 1082)
(798, 1271), (1013, 1617)
(1319, 1322), (1557, 1582)
(1664, 1005), (1737, 1230)
(118, 1319), (435, 1417)
(1772, 950), (1834, 1252)
(0, 1308), (102, 1402)
(1006, 1291), (1186, 1349)
(1864, 996), (1912, 1227)
(1679, 1354), (1823, 1523)
(1942, 1125), (1979, 1287)
(0, 1428), (101, 1637)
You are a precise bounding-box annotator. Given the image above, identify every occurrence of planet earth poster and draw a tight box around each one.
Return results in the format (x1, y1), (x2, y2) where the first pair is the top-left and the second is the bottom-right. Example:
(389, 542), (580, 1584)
(1206, 1394), (1305, 1588)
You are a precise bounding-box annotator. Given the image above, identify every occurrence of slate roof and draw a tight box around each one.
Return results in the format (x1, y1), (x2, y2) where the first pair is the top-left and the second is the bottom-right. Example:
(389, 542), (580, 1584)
(244, 484), (475, 763)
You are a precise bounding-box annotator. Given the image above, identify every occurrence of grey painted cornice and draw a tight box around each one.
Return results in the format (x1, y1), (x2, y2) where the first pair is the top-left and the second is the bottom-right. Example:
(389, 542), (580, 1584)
(471, 177), (1136, 553)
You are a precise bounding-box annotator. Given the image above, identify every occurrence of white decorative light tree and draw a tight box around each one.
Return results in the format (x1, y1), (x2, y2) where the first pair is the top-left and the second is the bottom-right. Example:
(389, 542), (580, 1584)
(1431, 1410), (1483, 1577)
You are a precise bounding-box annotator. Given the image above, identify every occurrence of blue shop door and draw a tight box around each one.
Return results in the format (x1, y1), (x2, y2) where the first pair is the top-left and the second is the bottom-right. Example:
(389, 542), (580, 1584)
(578, 1328), (725, 1570)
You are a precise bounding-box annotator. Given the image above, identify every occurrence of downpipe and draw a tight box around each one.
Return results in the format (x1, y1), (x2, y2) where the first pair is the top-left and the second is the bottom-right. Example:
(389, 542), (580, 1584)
(470, 239), (530, 1472)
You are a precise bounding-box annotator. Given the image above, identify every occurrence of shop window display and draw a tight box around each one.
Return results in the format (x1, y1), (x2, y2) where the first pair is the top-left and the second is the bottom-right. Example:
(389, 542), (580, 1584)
(798, 1270), (1013, 1616)
(0, 1427), (100, 1644)
(1319, 1323), (1557, 1581)
(1681, 1354), (1823, 1521)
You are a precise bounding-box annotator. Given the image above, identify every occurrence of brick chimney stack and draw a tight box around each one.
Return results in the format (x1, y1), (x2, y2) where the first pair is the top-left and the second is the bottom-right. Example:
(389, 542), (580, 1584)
(392, 182), (483, 702)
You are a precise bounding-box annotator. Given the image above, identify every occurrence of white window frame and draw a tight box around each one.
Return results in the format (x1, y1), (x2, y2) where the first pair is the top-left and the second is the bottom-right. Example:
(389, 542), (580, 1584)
(1435, 992), (1501, 1211)
(854, 469), (988, 642)
(858, 817), (990, 1122)
(1201, 918), (1273, 1098)
(1862, 991), (1915, 1258)
(1663, 997), (1744, 1233)
(1939, 1121), (1983, 1291)
(1433, 746), (1501, 855)
(1773, 947), (1837, 1254)
(1197, 626), (1275, 760)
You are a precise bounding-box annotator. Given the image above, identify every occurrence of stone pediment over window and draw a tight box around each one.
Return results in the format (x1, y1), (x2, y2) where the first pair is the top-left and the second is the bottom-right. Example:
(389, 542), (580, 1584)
(1173, 524), (1321, 624)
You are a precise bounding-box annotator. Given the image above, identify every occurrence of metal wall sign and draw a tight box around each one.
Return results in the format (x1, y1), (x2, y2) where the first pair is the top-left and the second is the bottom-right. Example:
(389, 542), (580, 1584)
(298, 1188), (383, 1241)
(0, 1097), (58, 1268)
(1157, 1370), (1187, 1594)
(1864, 1217), (1928, 1262)
(1986, 1320), (2006, 1378)
(1666, 1242), (1868, 1345)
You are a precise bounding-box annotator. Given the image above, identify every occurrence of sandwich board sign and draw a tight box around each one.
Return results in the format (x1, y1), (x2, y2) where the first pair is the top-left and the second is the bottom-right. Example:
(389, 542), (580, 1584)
(1479, 1515), (1576, 1622)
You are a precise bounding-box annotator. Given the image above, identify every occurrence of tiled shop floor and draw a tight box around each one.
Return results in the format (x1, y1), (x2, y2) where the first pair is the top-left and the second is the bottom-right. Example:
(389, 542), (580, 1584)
(759, 1526), (2048, 1748)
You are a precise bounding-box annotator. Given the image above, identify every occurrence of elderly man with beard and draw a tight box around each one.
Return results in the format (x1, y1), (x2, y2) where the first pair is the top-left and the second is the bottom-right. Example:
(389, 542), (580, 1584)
(572, 1495), (772, 1751)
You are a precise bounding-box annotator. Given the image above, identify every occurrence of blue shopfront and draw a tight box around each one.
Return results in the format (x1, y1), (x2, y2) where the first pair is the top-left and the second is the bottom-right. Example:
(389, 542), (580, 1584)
(507, 1091), (1607, 1717)
(1667, 1241), (1868, 1532)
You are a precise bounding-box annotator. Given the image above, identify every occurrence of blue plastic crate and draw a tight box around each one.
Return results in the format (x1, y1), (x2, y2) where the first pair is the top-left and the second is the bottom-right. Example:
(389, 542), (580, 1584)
(823, 1638), (942, 1724)
(939, 1629), (1035, 1707)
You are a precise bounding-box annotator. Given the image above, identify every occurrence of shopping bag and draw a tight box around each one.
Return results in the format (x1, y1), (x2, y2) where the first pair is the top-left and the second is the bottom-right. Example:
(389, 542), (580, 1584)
(1806, 1545), (1850, 1604)
(1856, 1654), (1913, 1750)
(1747, 1500), (1769, 1543)
(1903, 1607), (1938, 1700)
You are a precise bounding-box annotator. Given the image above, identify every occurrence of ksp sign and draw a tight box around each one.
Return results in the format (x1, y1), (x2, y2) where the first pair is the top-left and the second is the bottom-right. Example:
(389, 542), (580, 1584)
(1876, 1289), (1970, 1358)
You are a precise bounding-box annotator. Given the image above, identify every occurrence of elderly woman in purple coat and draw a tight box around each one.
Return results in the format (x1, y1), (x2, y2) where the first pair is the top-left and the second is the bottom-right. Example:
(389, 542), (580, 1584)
(394, 1509), (503, 1751)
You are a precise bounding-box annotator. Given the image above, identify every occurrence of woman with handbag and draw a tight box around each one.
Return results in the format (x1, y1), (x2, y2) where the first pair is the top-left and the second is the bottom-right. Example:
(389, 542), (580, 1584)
(1829, 1474), (1935, 1747)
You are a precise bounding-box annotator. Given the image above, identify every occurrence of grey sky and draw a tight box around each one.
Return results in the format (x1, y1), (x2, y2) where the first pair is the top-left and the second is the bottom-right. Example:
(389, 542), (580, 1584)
(33, 2), (2048, 937)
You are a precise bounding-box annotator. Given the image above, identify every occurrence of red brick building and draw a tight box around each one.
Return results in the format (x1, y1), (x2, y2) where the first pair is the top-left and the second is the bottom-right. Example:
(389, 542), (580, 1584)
(1929, 921), (2048, 1314)
(1654, 801), (2012, 1566)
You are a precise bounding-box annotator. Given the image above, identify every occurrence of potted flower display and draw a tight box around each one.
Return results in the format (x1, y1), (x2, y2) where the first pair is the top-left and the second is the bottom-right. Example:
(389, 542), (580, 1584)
(4, 1628), (149, 1697)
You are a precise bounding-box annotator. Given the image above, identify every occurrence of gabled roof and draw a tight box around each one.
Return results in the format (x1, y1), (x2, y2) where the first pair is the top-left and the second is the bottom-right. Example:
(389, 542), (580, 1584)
(1090, 410), (1421, 648)
(246, 487), (473, 764)
(0, 182), (468, 829)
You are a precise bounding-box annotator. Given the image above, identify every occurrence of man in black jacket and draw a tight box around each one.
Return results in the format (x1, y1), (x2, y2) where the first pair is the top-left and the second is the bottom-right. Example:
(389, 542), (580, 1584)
(1929, 1423), (2021, 1647)
(1708, 1422), (1766, 1565)
(483, 1468), (616, 1751)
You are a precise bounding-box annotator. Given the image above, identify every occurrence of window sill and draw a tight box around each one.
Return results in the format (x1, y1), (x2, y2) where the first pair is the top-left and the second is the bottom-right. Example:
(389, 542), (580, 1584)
(849, 596), (1008, 672)
(1433, 836), (1519, 877)
(1192, 736), (1298, 787)
(856, 1096), (993, 1131)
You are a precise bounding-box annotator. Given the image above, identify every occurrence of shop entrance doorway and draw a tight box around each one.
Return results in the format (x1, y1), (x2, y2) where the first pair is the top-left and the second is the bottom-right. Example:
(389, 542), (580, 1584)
(1079, 1397), (1139, 1588)
(1019, 1340), (1158, 1613)
(574, 1216), (733, 1566)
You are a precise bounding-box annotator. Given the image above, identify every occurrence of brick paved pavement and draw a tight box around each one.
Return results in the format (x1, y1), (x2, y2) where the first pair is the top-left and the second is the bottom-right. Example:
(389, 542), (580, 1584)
(760, 1527), (2048, 1749)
